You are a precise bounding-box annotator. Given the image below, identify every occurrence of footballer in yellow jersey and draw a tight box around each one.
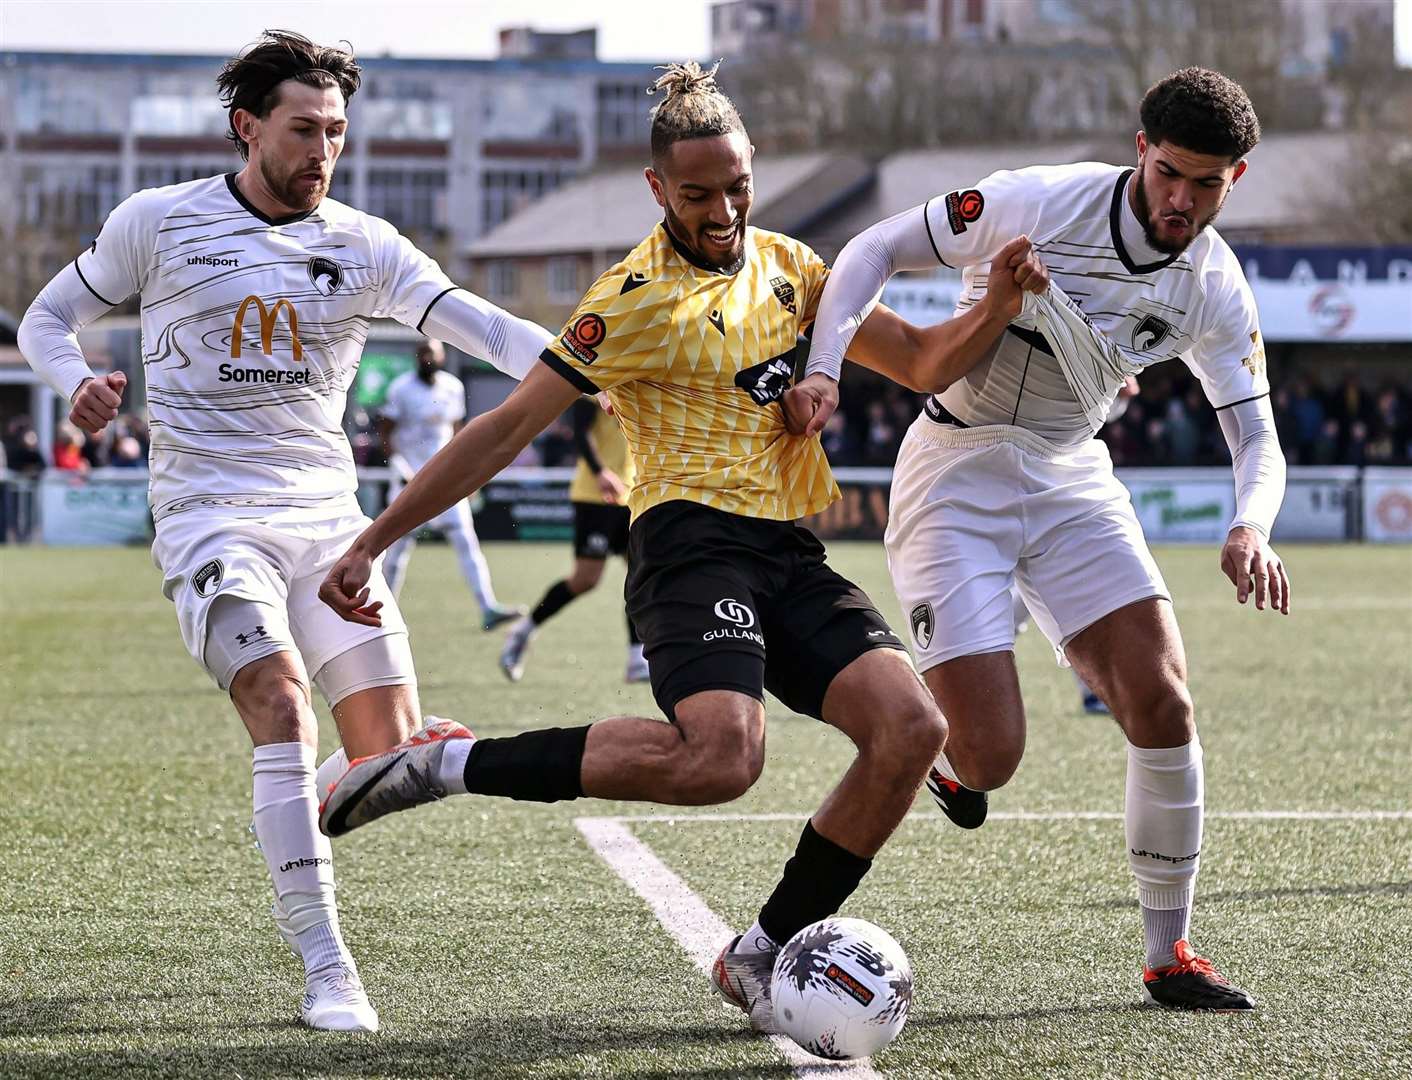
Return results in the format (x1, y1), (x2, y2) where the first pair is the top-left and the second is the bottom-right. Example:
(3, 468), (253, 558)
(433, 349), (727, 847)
(499, 397), (645, 684)
(321, 61), (1046, 1032)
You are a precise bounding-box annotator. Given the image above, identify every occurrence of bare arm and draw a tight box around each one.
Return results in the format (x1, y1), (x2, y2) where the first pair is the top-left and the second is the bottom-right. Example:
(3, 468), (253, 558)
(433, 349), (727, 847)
(321, 363), (579, 624)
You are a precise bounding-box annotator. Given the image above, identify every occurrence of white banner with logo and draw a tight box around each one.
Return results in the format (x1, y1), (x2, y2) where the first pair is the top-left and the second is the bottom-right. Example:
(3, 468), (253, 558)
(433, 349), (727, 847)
(1117, 468), (1357, 543)
(39, 472), (151, 545)
(1363, 468), (1412, 543)
(1247, 280), (1412, 342)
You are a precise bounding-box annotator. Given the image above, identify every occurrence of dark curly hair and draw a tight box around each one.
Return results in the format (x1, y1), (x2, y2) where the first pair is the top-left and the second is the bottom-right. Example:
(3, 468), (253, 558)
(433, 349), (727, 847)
(217, 30), (362, 161)
(1139, 67), (1260, 162)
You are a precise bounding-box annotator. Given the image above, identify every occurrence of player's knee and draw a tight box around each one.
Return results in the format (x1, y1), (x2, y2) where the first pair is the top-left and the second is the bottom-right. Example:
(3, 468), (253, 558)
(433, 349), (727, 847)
(675, 716), (764, 804)
(235, 665), (313, 743)
(1121, 677), (1194, 747)
(864, 696), (947, 772)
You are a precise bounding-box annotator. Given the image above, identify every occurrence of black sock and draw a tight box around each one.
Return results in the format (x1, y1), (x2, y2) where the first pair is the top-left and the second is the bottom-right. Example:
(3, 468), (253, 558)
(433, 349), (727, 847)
(758, 821), (872, 945)
(531, 580), (578, 626)
(462, 725), (591, 802)
(626, 611), (641, 645)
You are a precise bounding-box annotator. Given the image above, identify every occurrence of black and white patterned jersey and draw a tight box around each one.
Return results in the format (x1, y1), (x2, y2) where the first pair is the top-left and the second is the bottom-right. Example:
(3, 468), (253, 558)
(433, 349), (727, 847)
(921, 162), (1267, 445)
(68, 174), (470, 522)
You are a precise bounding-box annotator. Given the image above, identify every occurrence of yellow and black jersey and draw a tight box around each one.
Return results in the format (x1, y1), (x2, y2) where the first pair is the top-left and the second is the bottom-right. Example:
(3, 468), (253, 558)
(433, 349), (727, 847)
(539, 223), (838, 522)
(569, 398), (636, 504)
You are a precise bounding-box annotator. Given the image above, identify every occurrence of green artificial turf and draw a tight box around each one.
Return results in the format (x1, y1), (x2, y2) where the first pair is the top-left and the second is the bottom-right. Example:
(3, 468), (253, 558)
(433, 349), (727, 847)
(1, 541), (1408, 1079)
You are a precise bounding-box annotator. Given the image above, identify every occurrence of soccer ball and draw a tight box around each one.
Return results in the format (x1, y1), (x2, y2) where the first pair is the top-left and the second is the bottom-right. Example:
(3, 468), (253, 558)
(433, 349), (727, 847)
(771, 917), (913, 1060)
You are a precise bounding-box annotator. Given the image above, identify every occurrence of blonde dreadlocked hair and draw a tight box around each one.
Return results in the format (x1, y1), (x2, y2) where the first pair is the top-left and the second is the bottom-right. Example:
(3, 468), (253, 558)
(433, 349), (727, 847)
(647, 60), (745, 166)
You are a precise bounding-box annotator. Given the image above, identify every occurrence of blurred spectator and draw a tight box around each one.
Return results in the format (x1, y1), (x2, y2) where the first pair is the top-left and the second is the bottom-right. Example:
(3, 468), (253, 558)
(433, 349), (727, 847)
(53, 423), (89, 473)
(4, 418), (46, 474)
(110, 436), (145, 468)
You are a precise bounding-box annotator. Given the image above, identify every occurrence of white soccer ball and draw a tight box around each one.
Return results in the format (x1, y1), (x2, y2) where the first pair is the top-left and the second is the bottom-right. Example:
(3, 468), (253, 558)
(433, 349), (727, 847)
(771, 916), (914, 1060)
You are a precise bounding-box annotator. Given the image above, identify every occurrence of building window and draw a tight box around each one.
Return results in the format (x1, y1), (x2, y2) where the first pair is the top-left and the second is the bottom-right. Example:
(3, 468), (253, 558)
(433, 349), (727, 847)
(486, 261), (519, 301)
(366, 169), (448, 233)
(136, 163), (228, 189)
(597, 82), (648, 146)
(21, 165), (121, 228)
(547, 257), (582, 302)
(481, 169), (564, 232)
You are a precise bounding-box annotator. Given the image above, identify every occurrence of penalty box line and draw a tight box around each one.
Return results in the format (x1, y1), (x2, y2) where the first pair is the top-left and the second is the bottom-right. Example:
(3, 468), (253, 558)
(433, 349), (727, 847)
(575, 817), (886, 1080)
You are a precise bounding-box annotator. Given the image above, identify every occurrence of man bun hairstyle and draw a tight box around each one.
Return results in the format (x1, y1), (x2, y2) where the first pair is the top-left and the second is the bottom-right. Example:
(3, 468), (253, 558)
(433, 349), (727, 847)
(217, 30), (362, 161)
(1140, 67), (1261, 162)
(648, 60), (745, 167)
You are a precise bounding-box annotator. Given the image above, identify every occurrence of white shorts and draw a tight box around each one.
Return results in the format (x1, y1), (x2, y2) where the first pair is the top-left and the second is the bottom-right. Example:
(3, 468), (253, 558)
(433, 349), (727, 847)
(152, 506), (410, 692)
(885, 415), (1169, 670)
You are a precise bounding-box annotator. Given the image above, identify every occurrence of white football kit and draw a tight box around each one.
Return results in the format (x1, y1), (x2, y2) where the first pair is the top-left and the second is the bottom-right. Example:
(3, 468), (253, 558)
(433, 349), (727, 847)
(380, 369), (500, 606)
(21, 173), (549, 693)
(809, 162), (1286, 668)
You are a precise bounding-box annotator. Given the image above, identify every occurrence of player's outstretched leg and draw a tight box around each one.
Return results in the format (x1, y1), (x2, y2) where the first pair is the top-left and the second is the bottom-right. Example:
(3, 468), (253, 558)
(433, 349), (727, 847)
(1069, 598), (1254, 1011)
(321, 691), (768, 838)
(715, 648), (946, 1031)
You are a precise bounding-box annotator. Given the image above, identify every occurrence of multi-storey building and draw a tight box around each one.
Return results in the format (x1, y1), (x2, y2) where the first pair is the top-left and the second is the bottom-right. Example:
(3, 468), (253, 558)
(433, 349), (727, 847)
(0, 29), (660, 317)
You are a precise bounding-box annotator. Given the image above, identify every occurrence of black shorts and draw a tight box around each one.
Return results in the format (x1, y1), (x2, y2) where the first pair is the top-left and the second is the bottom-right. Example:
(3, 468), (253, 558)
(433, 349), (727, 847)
(625, 500), (905, 722)
(573, 501), (630, 559)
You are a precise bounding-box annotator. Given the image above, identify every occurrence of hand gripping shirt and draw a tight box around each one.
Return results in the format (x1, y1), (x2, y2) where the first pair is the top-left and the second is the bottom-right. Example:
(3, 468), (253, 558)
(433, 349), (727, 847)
(66, 175), (480, 523)
(540, 224), (838, 522)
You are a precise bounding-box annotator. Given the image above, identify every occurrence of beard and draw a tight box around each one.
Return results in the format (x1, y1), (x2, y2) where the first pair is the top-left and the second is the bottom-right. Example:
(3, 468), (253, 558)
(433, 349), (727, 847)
(259, 155), (329, 212)
(1134, 168), (1225, 255)
(663, 202), (746, 273)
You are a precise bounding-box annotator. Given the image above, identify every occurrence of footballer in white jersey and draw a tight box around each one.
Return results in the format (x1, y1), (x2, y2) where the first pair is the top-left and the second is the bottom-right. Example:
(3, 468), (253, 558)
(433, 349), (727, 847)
(378, 341), (525, 628)
(17, 30), (551, 1033)
(805, 67), (1289, 1012)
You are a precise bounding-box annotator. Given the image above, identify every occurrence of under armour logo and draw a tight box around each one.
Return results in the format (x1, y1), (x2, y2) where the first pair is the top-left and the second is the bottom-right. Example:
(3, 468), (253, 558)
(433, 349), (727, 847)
(236, 625), (271, 648)
(713, 598), (755, 629)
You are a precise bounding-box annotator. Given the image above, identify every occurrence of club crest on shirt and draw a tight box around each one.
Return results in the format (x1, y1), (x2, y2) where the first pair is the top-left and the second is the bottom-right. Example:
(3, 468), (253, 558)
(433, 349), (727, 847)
(308, 256), (344, 296)
(770, 275), (796, 314)
(561, 313), (606, 363)
(944, 189), (985, 235)
(193, 559), (224, 599)
(1131, 313), (1174, 352)
(909, 602), (934, 650)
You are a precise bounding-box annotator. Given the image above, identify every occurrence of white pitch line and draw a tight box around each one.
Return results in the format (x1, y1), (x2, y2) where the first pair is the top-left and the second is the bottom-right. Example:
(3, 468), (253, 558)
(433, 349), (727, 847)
(590, 809), (1412, 825)
(575, 816), (886, 1080)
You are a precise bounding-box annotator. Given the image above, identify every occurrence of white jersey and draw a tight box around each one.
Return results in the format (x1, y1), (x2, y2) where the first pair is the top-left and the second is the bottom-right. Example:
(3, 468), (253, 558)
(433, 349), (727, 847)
(920, 162), (1267, 447)
(382, 369), (466, 471)
(72, 174), (468, 524)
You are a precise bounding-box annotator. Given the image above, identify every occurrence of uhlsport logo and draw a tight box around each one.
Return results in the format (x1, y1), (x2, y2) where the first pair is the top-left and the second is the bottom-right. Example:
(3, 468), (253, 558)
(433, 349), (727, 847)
(188, 254), (239, 268)
(308, 256), (344, 296)
(909, 602), (934, 650)
(231, 296), (303, 362)
(193, 559), (224, 599)
(704, 597), (764, 645)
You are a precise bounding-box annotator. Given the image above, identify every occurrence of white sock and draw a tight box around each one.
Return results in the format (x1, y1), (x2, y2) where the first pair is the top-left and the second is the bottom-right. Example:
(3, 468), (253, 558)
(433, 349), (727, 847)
(1126, 736), (1203, 969)
(314, 747), (349, 802)
(447, 522), (497, 611)
(437, 735), (474, 795)
(252, 742), (353, 976)
(732, 919), (779, 955)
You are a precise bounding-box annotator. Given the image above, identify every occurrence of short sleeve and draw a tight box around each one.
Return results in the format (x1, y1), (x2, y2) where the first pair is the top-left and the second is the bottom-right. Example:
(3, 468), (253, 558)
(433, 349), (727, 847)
(797, 244), (832, 326)
(74, 190), (161, 306)
(373, 223), (458, 330)
(538, 265), (676, 394)
(919, 168), (1046, 270)
(1183, 262), (1269, 410)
